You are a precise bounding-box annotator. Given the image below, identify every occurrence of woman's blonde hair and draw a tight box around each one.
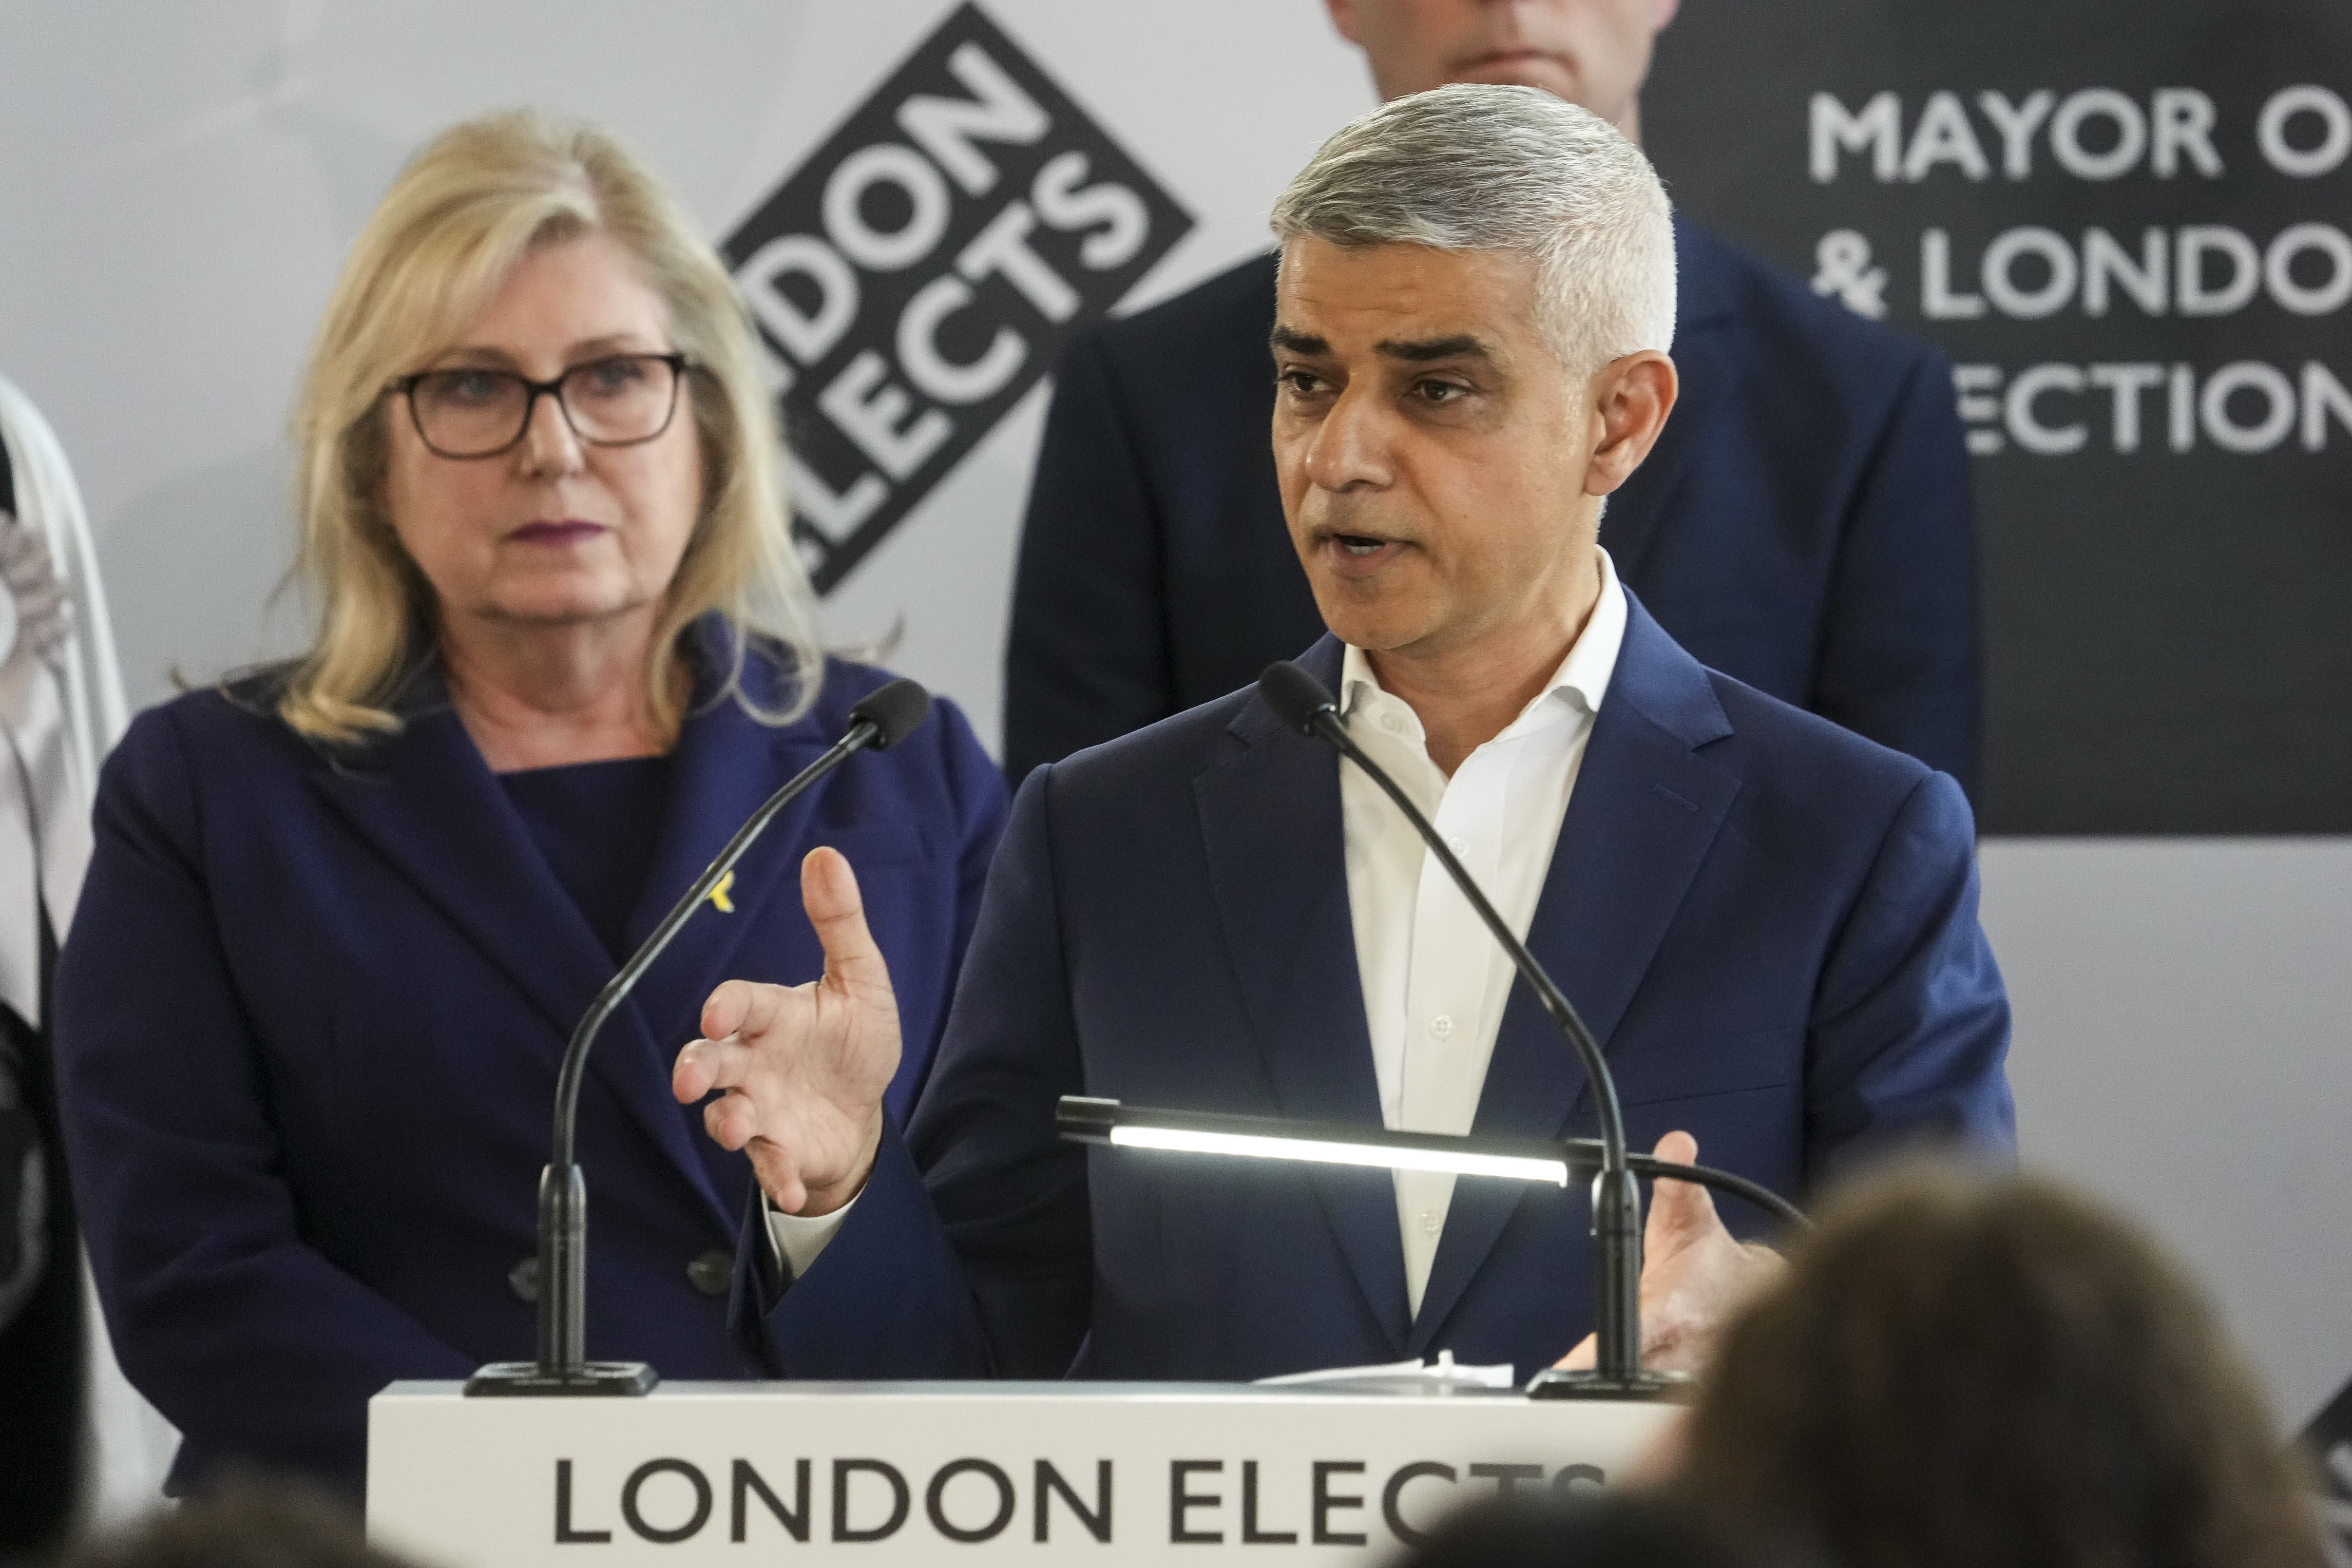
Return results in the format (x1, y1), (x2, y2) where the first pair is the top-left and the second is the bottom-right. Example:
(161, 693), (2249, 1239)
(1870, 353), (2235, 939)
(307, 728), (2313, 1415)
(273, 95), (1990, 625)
(280, 109), (821, 744)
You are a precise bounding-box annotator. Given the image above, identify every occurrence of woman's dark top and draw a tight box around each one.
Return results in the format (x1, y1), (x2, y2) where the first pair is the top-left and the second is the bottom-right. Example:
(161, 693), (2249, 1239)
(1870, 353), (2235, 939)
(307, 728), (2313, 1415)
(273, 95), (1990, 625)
(498, 755), (673, 964)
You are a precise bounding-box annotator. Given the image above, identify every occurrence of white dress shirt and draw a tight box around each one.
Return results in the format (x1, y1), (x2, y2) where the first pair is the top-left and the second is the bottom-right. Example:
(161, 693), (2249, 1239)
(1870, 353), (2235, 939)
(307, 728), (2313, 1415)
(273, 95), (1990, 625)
(769, 554), (1628, 1299)
(1340, 552), (1626, 1318)
(767, 1192), (852, 1279)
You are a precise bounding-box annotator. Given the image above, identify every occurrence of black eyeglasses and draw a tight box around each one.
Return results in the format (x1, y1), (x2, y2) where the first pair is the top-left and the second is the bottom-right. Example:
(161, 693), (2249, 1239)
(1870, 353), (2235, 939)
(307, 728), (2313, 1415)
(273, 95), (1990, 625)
(387, 352), (692, 459)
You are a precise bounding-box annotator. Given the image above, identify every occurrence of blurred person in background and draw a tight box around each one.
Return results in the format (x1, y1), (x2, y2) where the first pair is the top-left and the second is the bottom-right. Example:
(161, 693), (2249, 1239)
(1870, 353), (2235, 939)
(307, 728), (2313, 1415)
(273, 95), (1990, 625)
(1671, 1165), (2327, 1568)
(1007, 0), (1980, 801)
(54, 111), (1006, 1501)
(0, 373), (144, 1550)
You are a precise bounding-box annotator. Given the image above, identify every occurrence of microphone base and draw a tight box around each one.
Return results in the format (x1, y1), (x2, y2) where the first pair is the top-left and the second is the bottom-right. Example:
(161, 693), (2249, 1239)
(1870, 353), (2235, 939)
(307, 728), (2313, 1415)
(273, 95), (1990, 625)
(1522, 1366), (1694, 1402)
(463, 1360), (658, 1397)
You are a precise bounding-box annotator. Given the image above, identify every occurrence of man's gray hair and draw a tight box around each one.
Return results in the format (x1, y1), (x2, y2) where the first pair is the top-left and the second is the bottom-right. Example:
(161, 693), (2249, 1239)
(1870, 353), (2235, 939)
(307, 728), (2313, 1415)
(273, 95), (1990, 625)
(1270, 84), (1676, 375)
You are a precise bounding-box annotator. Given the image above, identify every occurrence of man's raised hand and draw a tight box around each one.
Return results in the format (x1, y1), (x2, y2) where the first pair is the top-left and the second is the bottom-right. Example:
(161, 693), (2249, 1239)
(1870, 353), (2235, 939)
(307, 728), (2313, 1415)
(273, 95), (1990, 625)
(671, 847), (902, 1216)
(1552, 1130), (1786, 1374)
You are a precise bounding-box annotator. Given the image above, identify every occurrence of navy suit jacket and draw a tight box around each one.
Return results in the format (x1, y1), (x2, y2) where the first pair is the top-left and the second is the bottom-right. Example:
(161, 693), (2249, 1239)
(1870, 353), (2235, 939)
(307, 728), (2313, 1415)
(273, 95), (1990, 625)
(754, 598), (2012, 1384)
(54, 646), (1006, 1498)
(1005, 219), (1982, 799)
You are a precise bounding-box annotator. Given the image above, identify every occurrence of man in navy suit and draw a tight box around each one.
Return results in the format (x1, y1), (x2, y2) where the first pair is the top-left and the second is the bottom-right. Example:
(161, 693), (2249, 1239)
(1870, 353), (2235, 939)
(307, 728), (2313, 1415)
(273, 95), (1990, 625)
(677, 86), (2010, 1384)
(1004, 0), (1981, 801)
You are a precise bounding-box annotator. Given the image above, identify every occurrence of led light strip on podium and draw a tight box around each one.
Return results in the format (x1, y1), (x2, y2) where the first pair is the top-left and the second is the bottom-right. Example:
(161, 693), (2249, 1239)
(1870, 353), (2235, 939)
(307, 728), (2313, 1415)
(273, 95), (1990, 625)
(368, 1380), (1679, 1566)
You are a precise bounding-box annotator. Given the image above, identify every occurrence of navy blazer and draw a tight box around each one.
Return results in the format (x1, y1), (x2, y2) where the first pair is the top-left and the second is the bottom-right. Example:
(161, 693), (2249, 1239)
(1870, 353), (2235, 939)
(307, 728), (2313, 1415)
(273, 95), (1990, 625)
(54, 647), (1006, 1498)
(1005, 219), (1982, 799)
(754, 597), (2012, 1384)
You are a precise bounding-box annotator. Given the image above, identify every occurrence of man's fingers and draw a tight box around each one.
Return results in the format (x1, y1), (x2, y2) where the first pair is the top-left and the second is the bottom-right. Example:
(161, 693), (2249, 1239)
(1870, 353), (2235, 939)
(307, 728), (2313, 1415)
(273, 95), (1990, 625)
(672, 1036), (756, 1103)
(703, 1089), (761, 1151)
(1652, 1128), (1699, 1168)
(1645, 1129), (1727, 1255)
(802, 848), (893, 995)
(699, 979), (754, 1044)
(1553, 1333), (1599, 1371)
(743, 1139), (812, 1215)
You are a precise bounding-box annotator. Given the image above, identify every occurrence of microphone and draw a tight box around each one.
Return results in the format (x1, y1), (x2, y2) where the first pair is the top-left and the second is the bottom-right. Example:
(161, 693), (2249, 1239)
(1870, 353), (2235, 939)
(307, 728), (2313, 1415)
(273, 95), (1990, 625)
(1259, 660), (1680, 1399)
(468, 677), (932, 1396)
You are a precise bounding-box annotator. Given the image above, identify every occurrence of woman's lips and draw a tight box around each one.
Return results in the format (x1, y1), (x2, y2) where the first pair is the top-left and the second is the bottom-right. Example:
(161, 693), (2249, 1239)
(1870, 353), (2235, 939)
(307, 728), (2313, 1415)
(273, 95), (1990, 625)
(509, 520), (606, 545)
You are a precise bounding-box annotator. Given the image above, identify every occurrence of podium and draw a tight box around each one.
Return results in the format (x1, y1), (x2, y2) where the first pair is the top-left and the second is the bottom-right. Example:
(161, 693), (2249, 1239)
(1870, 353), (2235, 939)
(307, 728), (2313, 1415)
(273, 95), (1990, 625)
(368, 1381), (1678, 1565)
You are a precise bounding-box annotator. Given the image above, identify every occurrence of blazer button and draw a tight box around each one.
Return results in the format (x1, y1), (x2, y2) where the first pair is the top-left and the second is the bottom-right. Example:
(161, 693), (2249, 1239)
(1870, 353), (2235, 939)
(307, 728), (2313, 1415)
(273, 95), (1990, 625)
(687, 1250), (733, 1298)
(509, 1256), (540, 1304)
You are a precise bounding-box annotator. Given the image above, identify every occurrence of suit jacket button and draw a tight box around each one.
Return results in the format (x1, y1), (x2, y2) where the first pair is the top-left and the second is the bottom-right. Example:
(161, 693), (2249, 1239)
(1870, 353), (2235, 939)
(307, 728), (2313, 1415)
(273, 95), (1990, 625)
(509, 1256), (539, 1303)
(687, 1250), (733, 1298)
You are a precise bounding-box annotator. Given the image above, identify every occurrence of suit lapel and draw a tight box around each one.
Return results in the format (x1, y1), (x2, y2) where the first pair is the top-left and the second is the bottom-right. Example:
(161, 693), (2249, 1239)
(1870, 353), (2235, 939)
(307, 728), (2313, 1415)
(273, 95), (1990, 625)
(592, 653), (844, 1232)
(307, 699), (615, 1052)
(306, 667), (797, 1239)
(610, 694), (833, 1163)
(1193, 637), (1411, 1351)
(1409, 600), (1741, 1350)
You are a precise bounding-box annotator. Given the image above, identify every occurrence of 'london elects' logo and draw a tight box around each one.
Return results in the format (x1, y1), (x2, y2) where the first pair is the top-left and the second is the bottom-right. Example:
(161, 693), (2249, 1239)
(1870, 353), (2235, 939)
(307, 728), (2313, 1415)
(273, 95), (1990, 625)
(725, 3), (1192, 593)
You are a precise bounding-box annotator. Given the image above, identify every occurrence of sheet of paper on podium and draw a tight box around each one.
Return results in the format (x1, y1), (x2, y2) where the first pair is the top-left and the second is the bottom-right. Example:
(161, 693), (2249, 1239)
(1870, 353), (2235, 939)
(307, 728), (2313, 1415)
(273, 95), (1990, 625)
(368, 1380), (1678, 1566)
(1255, 1351), (1518, 1393)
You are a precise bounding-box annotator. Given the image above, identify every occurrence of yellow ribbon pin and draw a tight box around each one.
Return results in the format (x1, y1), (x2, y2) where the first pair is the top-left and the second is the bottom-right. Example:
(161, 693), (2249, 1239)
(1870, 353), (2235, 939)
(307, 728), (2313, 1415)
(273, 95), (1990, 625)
(708, 869), (736, 914)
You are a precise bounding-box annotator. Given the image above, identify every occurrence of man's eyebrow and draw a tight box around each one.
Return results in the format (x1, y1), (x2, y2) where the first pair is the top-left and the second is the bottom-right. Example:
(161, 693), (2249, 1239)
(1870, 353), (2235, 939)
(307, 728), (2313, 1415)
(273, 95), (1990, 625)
(1270, 326), (1328, 355)
(1377, 334), (1489, 363)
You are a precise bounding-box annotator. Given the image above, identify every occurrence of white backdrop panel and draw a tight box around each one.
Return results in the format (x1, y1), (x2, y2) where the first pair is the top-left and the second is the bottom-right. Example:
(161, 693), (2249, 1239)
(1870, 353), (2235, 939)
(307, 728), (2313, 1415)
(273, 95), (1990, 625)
(1982, 839), (2352, 1426)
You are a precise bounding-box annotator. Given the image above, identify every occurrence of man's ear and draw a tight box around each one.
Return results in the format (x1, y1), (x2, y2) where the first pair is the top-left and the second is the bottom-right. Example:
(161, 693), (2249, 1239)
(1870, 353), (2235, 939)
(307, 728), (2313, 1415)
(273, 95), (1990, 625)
(1583, 351), (1678, 497)
(1324, 0), (1364, 46)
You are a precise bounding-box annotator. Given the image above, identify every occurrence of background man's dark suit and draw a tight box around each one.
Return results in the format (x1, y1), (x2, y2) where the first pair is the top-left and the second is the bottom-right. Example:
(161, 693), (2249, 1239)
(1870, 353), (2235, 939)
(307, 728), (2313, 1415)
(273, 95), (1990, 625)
(1006, 218), (1982, 800)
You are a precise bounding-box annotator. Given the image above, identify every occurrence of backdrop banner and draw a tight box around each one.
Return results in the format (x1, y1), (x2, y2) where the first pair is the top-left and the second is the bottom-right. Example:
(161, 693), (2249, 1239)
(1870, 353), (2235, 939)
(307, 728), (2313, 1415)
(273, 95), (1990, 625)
(1644, 1), (2352, 833)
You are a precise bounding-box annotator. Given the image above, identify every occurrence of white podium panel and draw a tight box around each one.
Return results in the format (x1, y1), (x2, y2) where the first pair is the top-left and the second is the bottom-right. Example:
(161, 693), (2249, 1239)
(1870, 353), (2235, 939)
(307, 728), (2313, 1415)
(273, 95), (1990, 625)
(368, 1381), (1678, 1566)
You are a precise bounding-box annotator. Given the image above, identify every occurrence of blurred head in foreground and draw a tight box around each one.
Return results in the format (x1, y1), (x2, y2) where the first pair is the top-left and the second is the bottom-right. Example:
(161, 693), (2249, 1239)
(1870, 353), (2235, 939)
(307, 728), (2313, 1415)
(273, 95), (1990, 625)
(68, 1477), (420, 1568)
(1675, 1165), (2325, 1568)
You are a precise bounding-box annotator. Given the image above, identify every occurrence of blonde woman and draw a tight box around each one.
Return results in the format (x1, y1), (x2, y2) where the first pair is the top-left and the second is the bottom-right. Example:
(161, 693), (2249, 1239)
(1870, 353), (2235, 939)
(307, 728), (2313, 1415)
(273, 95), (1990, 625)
(54, 112), (1005, 1499)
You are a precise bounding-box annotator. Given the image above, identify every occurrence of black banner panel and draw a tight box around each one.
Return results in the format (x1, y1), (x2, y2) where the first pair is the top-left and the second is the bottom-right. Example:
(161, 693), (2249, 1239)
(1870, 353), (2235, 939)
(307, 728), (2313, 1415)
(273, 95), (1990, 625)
(722, 3), (1191, 594)
(1644, 1), (2352, 834)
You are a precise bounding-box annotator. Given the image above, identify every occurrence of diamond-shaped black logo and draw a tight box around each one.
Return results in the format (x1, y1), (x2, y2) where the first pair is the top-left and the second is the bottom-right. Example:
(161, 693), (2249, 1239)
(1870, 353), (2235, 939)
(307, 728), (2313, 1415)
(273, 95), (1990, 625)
(724, 3), (1193, 593)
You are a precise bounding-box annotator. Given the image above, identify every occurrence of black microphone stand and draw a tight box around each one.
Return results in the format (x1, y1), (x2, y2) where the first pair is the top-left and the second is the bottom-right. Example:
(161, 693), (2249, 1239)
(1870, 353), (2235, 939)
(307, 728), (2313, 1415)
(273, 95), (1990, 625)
(1258, 662), (1680, 1400)
(468, 678), (931, 1396)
